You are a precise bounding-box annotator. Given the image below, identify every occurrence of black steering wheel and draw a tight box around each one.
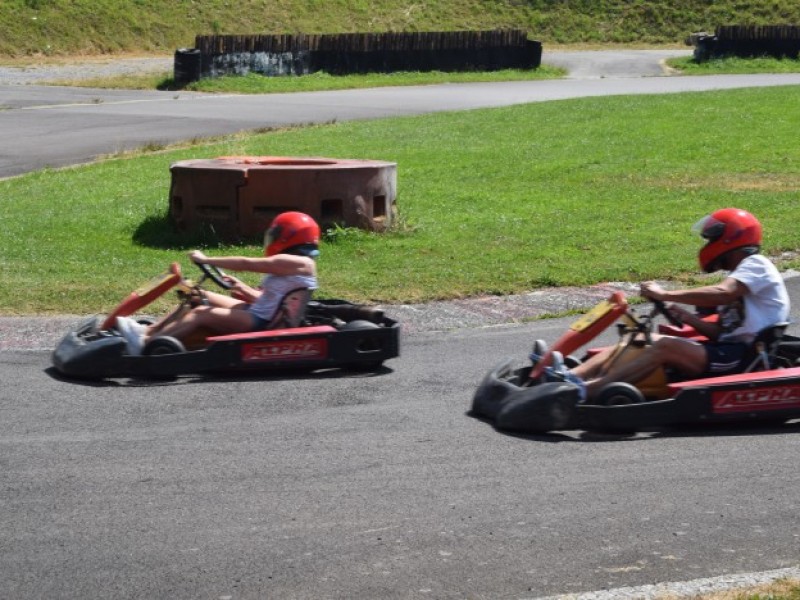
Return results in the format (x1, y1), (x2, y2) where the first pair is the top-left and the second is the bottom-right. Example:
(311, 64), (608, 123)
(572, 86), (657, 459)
(652, 299), (683, 328)
(194, 260), (233, 290)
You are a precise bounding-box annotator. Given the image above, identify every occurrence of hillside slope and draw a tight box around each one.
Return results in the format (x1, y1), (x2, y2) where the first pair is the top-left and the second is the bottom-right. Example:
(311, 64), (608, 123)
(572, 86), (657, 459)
(4, 0), (800, 58)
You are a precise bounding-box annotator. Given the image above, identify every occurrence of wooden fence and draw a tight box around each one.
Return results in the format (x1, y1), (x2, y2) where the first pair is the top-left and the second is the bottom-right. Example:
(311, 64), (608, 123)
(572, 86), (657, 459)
(690, 24), (800, 61)
(175, 30), (541, 82)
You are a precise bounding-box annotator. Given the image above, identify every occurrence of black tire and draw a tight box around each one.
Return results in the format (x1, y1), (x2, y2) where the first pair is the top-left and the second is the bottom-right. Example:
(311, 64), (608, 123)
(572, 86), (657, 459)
(341, 319), (383, 371)
(142, 336), (186, 356)
(595, 382), (645, 406)
(339, 319), (380, 331)
(564, 354), (582, 369)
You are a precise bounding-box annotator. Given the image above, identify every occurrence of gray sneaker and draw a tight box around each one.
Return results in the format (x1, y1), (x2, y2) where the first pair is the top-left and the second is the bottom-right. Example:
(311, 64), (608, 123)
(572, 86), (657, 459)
(116, 316), (144, 355)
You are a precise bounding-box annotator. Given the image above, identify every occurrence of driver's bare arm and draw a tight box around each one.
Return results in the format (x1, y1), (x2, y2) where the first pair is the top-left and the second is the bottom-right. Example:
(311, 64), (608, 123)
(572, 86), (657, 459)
(666, 304), (723, 340)
(640, 278), (748, 307)
(224, 276), (260, 303)
(188, 250), (314, 277)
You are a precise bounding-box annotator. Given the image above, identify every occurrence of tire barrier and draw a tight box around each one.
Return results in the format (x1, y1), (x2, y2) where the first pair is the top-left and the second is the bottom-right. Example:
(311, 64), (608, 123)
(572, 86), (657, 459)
(173, 48), (202, 84)
(688, 25), (800, 62)
(189, 30), (542, 79)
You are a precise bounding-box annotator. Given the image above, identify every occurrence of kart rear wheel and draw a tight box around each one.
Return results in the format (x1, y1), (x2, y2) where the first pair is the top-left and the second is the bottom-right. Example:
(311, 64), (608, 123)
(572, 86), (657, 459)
(595, 382), (644, 406)
(340, 320), (383, 371)
(142, 336), (185, 356)
(339, 319), (380, 331)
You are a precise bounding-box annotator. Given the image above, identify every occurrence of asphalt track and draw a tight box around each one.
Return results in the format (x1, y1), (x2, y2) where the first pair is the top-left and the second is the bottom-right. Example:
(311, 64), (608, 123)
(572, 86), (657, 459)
(2, 51), (800, 599)
(2, 50), (800, 179)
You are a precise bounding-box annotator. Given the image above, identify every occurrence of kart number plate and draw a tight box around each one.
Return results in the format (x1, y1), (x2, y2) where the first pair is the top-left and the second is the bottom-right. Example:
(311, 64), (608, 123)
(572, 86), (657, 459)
(569, 300), (616, 332)
(242, 338), (328, 362)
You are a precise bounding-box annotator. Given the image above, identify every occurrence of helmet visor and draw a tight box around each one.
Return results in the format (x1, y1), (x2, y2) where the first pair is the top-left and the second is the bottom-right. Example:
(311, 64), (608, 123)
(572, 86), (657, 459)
(264, 225), (281, 248)
(692, 215), (725, 242)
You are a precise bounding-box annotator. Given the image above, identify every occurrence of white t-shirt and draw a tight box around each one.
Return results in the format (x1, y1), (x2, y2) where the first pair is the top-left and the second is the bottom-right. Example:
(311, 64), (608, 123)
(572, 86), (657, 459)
(717, 254), (790, 343)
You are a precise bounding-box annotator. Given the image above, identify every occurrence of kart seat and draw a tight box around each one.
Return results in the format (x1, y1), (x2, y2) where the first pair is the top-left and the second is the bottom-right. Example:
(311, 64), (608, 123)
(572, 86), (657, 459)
(743, 321), (790, 372)
(263, 287), (312, 331)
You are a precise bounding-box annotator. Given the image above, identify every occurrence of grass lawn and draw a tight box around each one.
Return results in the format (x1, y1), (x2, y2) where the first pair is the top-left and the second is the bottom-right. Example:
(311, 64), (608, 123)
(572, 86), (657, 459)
(45, 65), (567, 92)
(667, 55), (800, 75)
(1, 85), (799, 315)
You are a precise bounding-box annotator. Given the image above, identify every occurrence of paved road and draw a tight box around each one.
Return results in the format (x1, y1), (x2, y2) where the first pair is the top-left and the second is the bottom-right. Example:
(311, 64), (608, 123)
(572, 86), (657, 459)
(2, 51), (800, 599)
(3, 49), (800, 179)
(4, 280), (800, 599)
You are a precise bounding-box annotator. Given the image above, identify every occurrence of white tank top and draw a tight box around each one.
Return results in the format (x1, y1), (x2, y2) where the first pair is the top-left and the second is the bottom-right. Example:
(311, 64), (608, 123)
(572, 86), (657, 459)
(248, 273), (318, 321)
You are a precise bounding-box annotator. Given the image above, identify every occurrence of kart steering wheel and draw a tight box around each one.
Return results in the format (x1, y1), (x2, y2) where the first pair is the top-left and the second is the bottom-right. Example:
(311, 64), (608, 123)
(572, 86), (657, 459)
(652, 299), (683, 328)
(194, 260), (233, 290)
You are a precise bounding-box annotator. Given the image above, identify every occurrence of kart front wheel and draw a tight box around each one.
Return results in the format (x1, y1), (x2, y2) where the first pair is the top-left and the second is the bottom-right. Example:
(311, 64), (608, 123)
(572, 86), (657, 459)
(143, 336), (186, 356)
(595, 382), (644, 406)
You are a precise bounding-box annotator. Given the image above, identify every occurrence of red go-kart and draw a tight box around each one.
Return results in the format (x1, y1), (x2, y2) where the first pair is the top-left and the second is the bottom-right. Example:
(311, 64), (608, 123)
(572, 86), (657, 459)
(472, 292), (800, 433)
(52, 262), (400, 380)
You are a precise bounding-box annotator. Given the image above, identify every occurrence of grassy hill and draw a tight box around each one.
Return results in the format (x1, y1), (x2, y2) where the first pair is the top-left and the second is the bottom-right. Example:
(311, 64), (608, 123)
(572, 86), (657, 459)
(4, 0), (800, 58)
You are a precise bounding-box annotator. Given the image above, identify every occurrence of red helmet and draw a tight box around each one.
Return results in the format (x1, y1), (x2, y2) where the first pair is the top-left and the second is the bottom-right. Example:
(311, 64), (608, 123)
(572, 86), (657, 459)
(264, 211), (320, 257)
(693, 208), (762, 272)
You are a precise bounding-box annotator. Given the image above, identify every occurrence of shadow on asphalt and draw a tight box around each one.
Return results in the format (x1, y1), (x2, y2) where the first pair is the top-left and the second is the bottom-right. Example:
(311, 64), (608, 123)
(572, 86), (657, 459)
(44, 363), (394, 388)
(467, 410), (800, 443)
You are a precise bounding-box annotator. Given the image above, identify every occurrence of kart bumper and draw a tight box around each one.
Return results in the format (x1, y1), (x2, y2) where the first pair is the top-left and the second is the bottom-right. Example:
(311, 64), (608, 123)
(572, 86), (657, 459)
(471, 358), (581, 433)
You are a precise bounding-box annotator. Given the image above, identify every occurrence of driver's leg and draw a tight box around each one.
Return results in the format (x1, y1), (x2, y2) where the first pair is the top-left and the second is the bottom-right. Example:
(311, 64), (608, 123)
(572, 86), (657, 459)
(147, 306), (254, 343)
(145, 291), (245, 336)
(203, 290), (246, 309)
(570, 346), (615, 380)
(571, 333), (657, 381)
(584, 336), (707, 400)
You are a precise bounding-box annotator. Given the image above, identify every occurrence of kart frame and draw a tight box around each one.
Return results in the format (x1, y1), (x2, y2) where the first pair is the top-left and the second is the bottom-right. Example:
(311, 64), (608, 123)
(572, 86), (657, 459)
(472, 293), (800, 433)
(52, 263), (400, 380)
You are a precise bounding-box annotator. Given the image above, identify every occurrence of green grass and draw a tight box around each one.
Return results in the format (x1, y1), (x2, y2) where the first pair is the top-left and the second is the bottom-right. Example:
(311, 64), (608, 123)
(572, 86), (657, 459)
(181, 67), (567, 93)
(4, 0), (800, 57)
(668, 55), (800, 74)
(2, 85), (799, 315)
(46, 66), (567, 93)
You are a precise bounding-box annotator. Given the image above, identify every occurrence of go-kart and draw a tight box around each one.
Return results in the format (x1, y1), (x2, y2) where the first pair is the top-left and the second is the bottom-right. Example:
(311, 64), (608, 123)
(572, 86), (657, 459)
(471, 291), (800, 433)
(52, 262), (400, 380)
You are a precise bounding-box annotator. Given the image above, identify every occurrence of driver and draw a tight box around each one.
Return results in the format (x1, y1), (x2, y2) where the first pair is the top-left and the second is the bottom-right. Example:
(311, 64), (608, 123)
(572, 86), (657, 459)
(115, 211), (320, 355)
(566, 207), (790, 401)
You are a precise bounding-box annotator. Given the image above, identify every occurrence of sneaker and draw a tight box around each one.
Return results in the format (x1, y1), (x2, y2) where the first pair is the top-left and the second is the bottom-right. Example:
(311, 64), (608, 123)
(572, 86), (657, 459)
(116, 316), (145, 355)
(529, 339), (548, 363)
(549, 351), (565, 375)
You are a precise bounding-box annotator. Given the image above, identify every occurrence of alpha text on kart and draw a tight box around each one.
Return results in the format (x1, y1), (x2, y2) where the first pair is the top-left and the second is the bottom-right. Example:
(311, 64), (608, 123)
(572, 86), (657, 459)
(471, 291), (800, 433)
(52, 261), (400, 380)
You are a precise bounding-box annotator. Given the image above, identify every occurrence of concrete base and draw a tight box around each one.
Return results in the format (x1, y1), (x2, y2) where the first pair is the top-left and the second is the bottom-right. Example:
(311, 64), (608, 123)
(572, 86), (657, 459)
(169, 156), (397, 240)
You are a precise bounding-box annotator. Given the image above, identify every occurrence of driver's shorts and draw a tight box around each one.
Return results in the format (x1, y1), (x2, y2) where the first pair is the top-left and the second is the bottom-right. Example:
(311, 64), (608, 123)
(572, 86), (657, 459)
(702, 342), (750, 376)
(248, 308), (272, 331)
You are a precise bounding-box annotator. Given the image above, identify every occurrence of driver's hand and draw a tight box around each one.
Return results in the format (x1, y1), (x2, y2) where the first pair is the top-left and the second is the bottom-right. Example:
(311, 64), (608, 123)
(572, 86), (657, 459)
(640, 281), (665, 301)
(223, 275), (245, 291)
(189, 250), (208, 264)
